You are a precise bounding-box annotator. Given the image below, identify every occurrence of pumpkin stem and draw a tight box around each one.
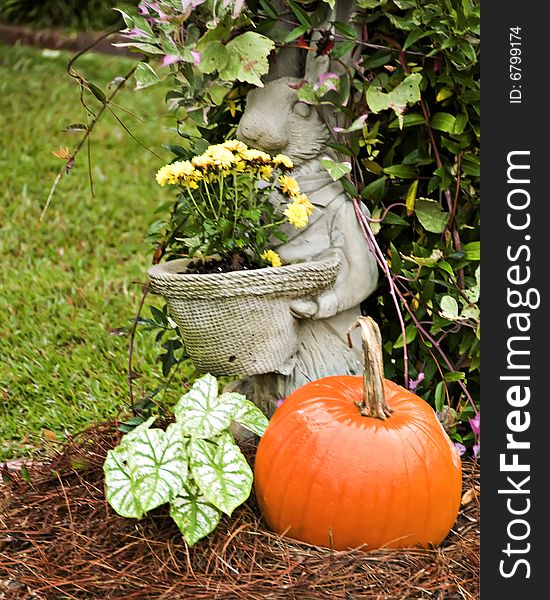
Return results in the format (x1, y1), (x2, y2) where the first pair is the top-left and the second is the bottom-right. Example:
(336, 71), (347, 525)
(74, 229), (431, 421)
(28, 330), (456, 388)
(347, 316), (393, 420)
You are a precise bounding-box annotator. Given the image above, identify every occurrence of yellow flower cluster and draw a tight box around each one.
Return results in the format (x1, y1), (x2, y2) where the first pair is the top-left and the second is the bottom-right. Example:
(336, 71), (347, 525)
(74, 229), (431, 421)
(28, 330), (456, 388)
(277, 175), (314, 230)
(260, 249), (282, 267)
(154, 140), (315, 267)
(155, 140), (294, 188)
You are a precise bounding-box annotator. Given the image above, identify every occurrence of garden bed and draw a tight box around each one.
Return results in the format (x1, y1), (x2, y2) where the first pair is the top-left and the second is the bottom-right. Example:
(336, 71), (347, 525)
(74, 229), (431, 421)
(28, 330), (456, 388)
(0, 422), (479, 599)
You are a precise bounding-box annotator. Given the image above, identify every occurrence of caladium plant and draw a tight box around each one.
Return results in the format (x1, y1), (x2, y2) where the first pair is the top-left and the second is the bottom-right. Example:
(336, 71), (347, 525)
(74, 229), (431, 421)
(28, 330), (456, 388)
(103, 373), (268, 546)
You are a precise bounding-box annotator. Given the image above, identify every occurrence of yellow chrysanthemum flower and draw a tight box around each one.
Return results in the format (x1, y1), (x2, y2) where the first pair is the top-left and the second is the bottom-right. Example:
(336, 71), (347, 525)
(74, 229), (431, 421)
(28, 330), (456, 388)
(293, 193), (314, 216)
(284, 202), (309, 229)
(278, 175), (301, 198)
(261, 249), (282, 267)
(241, 148), (272, 163)
(234, 159), (247, 172)
(155, 164), (177, 186)
(273, 153), (294, 169)
(192, 154), (215, 170)
(259, 165), (274, 181)
(223, 139), (248, 153)
(207, 145), (236, 168)
(172, 160), (198, 181)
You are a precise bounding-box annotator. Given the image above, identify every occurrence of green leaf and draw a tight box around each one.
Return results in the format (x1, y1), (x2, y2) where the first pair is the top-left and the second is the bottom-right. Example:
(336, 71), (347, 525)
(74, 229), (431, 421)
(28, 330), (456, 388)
(393, 324), (418, 349)
(198, 43), (229, 75)
(87, 81), (106, 102)
(434, 381), (446, 413)
(403, 28), (434, 50)
(362, 159), (384, 175)
(414, 199), (449, 233)
(62, 123), (88, 132)
(341, 177), (358, 198)
(113, 8), (134, 29)
(366, 73), (422, 127)
(436, 87), (454, 102)
(149, 305), (167, 325)
(112, 42), (164, 55)
(440, 295), (459, 320)
(333, 21), (358, 38)
(444, 371), (466, 383)
(464, 266), (480, 303)
(207, 84), (230, 105)
(383, 165), (417, 179)
(389, 242), (402, 273)
(361, 176), (387, 202)
(320, 158), (351, 181)
(134, 62), (160, 90)
(382, 212), (409, 226)
(288, 0), (312, 28)
(219, 32), (275, 86)
(170, 485), (221, 547)
(462, 241), (480, 261)
(259, 0), (279, 19)
(388, 112), (425, 129)
(174, 374), (242, 438)
(402, 248), (444, 267)
(462, 154), (480, 177)
(189, 434), (253, 516)
(233, 400), (269, 436)
(405, 179), (418, 214)
(283, 25), (309, 44)
(431, 112), (456, 133)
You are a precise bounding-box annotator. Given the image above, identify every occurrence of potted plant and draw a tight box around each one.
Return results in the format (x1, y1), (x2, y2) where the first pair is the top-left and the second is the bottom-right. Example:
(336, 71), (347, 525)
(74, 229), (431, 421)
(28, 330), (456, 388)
(147, 139), (341, 377)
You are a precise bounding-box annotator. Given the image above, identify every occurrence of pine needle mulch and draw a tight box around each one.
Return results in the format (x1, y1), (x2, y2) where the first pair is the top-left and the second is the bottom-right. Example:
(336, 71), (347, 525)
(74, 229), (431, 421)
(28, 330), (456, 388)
(0, 422), (479, 599)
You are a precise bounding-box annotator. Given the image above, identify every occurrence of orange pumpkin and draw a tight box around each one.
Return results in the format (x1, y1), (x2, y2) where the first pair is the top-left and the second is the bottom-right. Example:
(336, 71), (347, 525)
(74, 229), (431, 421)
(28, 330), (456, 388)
(253, 317), (462, 551)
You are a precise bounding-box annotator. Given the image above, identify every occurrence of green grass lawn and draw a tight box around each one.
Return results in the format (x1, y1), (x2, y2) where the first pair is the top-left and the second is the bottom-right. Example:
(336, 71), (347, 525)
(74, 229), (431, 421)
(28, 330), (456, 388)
(0, 43), (188, 459)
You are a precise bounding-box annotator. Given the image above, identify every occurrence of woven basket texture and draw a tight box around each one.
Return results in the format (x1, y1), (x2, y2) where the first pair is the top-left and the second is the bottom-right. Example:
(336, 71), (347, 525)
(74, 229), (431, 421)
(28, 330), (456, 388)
(148, 256), (340, 376)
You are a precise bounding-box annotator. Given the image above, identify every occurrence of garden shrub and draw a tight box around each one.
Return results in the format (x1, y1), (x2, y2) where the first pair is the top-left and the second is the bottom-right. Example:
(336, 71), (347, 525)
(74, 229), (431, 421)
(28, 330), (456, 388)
(64, 0), (480, 454)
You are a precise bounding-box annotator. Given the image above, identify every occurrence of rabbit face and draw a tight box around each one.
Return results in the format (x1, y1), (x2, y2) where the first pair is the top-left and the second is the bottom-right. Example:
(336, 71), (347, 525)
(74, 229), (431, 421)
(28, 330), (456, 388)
(236, 77), (331, 166)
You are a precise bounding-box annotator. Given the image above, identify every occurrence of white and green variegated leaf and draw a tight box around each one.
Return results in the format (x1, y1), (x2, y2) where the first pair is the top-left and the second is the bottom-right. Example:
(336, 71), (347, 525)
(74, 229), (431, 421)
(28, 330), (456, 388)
(189, 434), (253, 516)
(126, 427), (188, 513)
(174, 375), (242, 438)
(103, 447), (144, 519)
(232, 399), (269, 437)
(119, 415), (157, 450)
(170, 485), (221, 547)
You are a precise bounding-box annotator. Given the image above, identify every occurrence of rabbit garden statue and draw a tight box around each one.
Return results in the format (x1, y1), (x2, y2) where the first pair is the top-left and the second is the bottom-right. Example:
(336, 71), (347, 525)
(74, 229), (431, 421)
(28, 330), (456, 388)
(225, 0), (379, 426)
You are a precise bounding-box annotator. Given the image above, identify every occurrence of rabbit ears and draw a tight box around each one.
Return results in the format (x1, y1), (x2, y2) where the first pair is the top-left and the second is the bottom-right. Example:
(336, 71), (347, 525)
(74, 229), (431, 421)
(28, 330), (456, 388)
(265, 0), (358, 82)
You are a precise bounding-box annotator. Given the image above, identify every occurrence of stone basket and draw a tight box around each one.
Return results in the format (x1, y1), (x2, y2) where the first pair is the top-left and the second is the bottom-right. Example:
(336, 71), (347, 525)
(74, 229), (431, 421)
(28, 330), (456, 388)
(147, 255), (341, 377)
